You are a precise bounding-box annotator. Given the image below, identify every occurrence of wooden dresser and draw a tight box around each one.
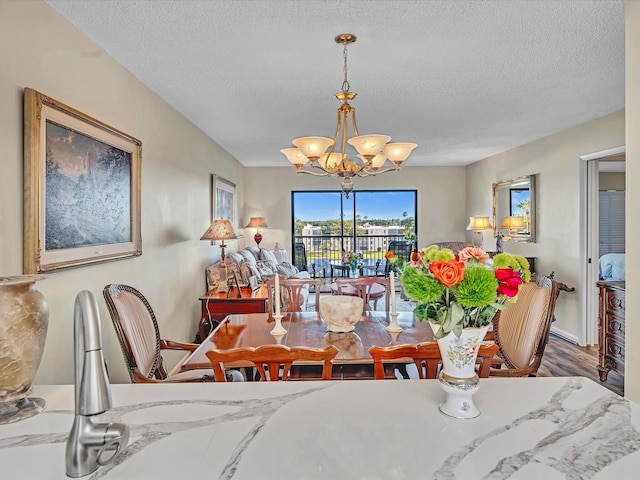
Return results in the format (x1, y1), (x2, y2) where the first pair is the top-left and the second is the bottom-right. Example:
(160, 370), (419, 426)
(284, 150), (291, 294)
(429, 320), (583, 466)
(596, 281), (625, 382)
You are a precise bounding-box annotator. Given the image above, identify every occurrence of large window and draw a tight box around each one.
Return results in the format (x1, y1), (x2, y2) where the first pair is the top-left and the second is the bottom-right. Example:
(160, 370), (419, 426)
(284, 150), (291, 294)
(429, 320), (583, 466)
(291, 190), (417, 272)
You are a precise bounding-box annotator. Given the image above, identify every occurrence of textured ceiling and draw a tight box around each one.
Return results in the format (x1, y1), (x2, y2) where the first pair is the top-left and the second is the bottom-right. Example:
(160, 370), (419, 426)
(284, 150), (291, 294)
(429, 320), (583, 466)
(45, 0), (624, 167)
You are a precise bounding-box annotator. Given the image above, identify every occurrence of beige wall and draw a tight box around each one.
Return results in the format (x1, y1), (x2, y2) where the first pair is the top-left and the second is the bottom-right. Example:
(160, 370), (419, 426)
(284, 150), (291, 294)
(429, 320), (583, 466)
(0, 1), (245, 384)
(244, 165), (469, 256)
(466, 110), (625, 343)
(599, 172), (625, 191)
(625, 0), (640, 402)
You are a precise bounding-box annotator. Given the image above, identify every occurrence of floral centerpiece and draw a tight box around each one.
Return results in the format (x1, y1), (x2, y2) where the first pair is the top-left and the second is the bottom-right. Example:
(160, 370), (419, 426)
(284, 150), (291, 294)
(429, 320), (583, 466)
(343, 250), (364, 271)
(399, 245), (530, 339)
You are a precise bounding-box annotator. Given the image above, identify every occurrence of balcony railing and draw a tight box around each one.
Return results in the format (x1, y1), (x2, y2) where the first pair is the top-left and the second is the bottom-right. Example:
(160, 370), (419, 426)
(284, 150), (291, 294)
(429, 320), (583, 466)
(293, 234), (410, 276)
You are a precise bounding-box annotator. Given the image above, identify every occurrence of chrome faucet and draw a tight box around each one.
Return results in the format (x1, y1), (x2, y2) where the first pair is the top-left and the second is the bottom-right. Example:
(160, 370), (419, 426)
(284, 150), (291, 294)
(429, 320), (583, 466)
(65, 291), (129, 478)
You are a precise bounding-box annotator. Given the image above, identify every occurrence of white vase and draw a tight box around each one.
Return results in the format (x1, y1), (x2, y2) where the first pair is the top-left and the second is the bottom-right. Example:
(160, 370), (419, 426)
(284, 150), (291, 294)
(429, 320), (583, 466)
(0, 275), (49, 424)
(430, 322), (489, 419)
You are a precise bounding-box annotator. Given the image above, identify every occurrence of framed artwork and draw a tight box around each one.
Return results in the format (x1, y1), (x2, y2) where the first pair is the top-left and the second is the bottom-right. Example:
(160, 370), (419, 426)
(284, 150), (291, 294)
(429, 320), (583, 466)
(211, 174), (236, 226)
(23, 88), (142, 273)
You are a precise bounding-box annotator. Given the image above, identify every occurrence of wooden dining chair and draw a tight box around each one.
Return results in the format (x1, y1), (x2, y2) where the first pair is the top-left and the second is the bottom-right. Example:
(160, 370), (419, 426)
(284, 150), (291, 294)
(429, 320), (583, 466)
(489, 274), (560, 377)
(368, 342), (499, 380)
(265, 276), (321, 313)
(206, 344), (340, 381)
(334, 276), (391, 311)
(103, 284), (217, 383)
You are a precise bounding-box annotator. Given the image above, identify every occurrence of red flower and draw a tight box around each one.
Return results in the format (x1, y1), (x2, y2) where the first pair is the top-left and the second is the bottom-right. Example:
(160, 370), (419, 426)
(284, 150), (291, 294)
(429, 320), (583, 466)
(429, 260), (465, 288)
(385, 251), (395, 260)
(495, 268), (523, 297)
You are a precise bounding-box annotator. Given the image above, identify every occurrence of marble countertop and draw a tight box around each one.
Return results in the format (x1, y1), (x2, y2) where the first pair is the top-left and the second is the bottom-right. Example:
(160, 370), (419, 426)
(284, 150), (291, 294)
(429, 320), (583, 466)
(1, 377), (638, 479)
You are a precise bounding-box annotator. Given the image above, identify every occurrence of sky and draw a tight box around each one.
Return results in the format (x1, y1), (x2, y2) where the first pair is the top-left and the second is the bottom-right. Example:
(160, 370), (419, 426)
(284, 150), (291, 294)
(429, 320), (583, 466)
(293, 190), (416, 221)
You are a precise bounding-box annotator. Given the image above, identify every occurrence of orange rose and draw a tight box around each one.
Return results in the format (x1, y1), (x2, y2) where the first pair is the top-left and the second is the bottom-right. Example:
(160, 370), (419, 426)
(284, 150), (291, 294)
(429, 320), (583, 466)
(429, 260), (465, 287)
(385, 251), (395, 260)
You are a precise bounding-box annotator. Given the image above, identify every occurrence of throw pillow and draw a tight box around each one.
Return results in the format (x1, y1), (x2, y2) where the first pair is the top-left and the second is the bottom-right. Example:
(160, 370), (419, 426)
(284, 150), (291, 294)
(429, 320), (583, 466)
(224, 253), (245, 283)
(206, 265), (228, 292)
(246, 246), (261, 261)
(240, 249), (258, 267)
(255, 260), (276, 278)
(248, 263), (262, 283)
(259, 248), (279, 268)
(276, 262), (298, 278)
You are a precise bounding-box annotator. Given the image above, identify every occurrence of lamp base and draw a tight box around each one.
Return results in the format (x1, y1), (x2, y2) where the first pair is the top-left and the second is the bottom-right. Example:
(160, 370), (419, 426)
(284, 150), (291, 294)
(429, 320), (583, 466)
(254, 232), (262, 247)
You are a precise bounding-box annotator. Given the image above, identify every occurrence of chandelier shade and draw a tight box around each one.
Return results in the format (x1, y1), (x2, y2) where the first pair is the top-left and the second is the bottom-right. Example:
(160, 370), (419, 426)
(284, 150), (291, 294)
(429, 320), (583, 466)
(281, 33), (417, 198)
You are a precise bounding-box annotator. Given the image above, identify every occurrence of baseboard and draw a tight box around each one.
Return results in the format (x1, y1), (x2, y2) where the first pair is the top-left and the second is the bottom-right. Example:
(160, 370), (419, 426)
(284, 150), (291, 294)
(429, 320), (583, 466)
(550, 326), (579, 345)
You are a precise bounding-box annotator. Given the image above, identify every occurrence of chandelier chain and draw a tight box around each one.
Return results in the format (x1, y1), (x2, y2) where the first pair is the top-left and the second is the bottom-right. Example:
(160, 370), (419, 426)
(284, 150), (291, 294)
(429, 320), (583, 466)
(341, 41), (350, 93)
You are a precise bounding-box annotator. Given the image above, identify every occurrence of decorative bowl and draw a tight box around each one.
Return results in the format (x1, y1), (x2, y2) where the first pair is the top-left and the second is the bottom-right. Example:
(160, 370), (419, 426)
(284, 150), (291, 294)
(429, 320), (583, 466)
(318, 296), (364, 333)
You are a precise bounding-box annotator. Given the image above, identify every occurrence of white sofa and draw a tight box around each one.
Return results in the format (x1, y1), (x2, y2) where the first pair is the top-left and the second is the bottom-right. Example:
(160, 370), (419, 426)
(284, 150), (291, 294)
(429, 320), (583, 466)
(206, 246), (313, 310)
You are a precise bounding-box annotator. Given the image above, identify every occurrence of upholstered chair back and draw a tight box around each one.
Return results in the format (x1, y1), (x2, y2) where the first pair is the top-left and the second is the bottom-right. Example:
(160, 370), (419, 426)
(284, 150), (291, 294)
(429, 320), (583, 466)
(491, 274), (560, 377)
(103, 284), (165, 381)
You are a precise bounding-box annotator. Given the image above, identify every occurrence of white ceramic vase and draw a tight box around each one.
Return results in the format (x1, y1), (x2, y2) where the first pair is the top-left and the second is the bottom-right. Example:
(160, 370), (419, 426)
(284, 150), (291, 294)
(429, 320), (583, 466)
(430, 322), (489, 419)
(0, 275), (49, 424)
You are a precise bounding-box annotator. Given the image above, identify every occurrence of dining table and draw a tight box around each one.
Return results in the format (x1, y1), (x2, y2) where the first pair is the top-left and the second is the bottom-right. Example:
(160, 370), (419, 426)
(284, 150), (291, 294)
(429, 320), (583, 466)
(2, 377), (638, 479)
(181, 311), (435, 379)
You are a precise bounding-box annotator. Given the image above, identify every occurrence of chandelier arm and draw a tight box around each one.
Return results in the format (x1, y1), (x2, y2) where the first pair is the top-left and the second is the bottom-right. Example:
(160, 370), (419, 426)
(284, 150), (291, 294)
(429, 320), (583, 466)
(351, 107), (360, 137)
(330, 109), (342, 154)
(340, 107), (349, 160)
(296, 168), (332, 177)
(359, 165), (400, 176)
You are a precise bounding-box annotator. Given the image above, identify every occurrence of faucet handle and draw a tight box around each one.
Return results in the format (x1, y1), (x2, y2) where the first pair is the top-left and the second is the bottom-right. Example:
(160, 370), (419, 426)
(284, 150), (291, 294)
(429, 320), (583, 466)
(97, 422), (130, 466)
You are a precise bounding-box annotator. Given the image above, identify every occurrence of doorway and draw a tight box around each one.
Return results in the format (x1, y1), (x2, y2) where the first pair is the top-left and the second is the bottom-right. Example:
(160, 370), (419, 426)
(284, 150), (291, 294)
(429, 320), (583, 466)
(579, 146), (625, 346)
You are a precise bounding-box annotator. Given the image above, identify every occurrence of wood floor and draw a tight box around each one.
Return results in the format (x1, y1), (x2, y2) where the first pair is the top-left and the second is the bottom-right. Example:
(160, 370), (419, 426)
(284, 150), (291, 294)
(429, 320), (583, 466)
(538, 334), (624, 396)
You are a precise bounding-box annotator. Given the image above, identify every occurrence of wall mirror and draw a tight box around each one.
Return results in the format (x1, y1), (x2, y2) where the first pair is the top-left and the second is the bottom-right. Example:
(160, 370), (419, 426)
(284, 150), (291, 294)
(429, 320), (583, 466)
(492, 175), (536, 243)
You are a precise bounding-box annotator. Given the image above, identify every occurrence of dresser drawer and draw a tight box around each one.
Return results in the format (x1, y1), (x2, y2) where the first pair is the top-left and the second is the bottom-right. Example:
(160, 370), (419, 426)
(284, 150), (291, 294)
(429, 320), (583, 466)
(605, 289), (625, 316)
(604, 312), (625, 340)
(604, 335), (625, 370)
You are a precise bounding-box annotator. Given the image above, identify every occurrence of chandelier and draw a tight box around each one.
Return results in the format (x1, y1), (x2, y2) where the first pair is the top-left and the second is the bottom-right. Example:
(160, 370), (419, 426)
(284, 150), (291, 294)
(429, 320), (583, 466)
(280, 34), (417, 198)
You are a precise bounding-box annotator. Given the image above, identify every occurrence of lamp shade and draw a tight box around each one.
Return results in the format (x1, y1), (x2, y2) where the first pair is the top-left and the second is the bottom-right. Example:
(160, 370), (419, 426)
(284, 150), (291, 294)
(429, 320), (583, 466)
(466, 216), (493, 231)
(200, 219), (238, 242)
(501, 216), (526, 231)
(244, 217), (269, 229)
(244, 216), (269, 247)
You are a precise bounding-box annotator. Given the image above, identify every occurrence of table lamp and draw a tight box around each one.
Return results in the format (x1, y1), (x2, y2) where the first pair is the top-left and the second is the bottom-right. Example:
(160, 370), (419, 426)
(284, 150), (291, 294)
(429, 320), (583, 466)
(200, 219), (238, 267)
(244, 216), (269, 247)
(466, 216), (493, 247)
(501, 216), (526, 235)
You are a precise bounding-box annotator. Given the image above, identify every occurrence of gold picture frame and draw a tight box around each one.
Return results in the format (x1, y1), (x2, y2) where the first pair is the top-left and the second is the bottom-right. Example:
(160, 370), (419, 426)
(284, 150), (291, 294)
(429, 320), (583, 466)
(211, 174), (236, 226)
(23, 88), (142, 273)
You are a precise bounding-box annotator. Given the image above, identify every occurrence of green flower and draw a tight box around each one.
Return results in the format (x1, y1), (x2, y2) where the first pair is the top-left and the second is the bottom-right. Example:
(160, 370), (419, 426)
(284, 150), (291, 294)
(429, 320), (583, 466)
(453, 266), (498, 308)
(423, 246), (455, 263)
(400, 266), (445, 303)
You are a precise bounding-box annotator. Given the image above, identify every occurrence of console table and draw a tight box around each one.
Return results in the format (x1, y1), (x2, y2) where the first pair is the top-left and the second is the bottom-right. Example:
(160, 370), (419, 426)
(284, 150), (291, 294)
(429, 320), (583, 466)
(197, 288), (268, 342)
